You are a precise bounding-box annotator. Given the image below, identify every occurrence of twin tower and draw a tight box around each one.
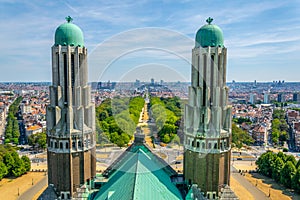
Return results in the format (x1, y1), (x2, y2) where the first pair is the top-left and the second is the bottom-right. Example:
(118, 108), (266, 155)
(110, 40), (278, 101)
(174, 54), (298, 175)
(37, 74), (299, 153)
(46, 16), (96, 199)
(46, 17), (231, 199)
(184, 17), (231, 199)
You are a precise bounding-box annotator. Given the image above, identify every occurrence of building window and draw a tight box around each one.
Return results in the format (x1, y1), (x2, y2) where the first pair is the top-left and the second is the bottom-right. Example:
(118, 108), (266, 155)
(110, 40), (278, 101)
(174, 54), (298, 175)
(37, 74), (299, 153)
(197, 141), (200, 148)
(214, 143), (217, 149)
(60, 142), (63, 149)
(66, 142), (69, 149)
(72, 141), (76, 148)
(55, 141), (58, 149)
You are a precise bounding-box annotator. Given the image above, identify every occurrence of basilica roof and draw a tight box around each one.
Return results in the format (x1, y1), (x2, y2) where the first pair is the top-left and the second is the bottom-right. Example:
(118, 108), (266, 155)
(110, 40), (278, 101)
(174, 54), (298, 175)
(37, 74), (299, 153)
(93, 143), (183, 200)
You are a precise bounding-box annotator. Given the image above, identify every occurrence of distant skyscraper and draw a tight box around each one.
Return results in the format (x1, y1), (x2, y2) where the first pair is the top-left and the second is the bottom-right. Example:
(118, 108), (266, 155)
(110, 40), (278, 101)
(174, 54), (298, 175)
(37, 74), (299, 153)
(293, 93), (300, 103)
(184, 18), (231, 199)
(151, 78), (155, 85)
(263, 93), (270, 104)
(277, 93), (284, 102)
(249, 93), (257, 104)
(46, 17), (96, 199)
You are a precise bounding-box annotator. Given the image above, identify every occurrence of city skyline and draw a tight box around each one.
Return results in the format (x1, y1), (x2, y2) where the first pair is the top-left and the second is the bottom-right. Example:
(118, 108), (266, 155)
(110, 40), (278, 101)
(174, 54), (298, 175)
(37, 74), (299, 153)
(1, 0), (300, 82)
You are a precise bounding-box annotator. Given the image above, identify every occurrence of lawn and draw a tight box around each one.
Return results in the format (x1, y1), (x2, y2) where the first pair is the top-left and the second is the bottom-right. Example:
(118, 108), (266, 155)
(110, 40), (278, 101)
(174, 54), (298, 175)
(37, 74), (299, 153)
(0, 172), (45, 200)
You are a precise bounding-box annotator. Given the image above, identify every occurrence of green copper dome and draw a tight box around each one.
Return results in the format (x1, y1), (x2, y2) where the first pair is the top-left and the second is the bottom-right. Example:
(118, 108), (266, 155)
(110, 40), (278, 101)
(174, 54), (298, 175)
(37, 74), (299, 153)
(195, 17), (224, 48)
(54, 16), (84, 47)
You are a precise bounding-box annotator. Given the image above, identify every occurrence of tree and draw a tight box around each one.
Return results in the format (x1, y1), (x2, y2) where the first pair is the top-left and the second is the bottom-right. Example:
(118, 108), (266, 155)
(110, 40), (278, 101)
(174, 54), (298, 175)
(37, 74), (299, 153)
(291, 167), (300, 193)
(272, 129), (280, 145)
(280, 161), (296, 188)
(272, 157), (284, 182)
(231, 123), (254, 148)
(285, 155), (297, 166)
(3, 152), (15, 175)
(28, 132), (47, 149)
(256, 151), (276, 177)
(171, 134), (181, 145)
(21, 156), (31, 172)
(296, 159), (300, 170)
(162, 134), (171, 143)
(0, 162), (8, 180)
(12, 157), (25, 177)
(36, 133), (47, 149)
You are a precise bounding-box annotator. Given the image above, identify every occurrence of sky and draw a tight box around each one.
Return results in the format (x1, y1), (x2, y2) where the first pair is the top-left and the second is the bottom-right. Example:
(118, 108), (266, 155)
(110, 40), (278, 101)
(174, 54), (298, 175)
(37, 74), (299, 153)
(1, 0), (300, 82)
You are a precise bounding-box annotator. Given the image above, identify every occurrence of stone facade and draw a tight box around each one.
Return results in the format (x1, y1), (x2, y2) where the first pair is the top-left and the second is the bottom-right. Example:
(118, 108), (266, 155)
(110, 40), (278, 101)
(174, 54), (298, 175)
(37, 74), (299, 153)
(184, 44), (231, 199)
(46, 44), (96, 199)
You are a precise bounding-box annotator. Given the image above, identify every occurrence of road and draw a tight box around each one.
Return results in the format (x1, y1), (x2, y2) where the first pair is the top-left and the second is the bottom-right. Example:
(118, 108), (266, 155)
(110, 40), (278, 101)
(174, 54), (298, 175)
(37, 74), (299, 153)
(18, 176), (47, 200)
(231, 167), (269, 200)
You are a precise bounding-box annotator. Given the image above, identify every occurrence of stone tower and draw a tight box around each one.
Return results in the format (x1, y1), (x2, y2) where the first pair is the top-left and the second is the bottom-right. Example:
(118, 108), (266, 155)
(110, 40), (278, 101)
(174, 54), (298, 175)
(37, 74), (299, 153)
(46, 16), (96, 199)
(183, 18), (231, 199)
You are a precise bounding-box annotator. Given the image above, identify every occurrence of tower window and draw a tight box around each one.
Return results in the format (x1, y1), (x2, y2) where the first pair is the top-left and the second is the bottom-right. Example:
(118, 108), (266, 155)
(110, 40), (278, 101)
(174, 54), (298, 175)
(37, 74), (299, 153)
(63, 54), (68, 104)
(210, 55), (214, 104)
(71, 54), (75, 92)
(56, 53), (60, 86)
(203, 54), (207, 106)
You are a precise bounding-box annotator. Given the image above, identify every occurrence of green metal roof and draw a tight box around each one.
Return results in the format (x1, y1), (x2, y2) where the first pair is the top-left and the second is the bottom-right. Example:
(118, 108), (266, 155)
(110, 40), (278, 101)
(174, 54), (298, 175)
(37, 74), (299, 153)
(54, 16), (84, 47)
(93, 145), (183, 200)
(195, 17), (224, 48)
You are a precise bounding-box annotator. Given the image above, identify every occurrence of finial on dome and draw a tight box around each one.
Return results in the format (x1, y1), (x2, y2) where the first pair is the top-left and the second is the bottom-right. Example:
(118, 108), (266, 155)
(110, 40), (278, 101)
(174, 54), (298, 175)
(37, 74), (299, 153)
(65, 16), (73, 23)
(206, 17), (213, 25)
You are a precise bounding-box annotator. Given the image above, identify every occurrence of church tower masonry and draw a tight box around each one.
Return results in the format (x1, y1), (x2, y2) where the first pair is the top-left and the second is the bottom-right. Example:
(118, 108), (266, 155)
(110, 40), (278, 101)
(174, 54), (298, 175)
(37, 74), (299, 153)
(46, 16), (96, 199)
(183, 18), (231, 199)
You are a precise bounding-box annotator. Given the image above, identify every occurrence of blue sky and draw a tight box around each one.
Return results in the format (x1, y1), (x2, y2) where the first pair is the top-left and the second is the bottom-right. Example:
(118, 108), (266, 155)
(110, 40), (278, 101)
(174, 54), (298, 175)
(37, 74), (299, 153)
(1, 0), (300, 82)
